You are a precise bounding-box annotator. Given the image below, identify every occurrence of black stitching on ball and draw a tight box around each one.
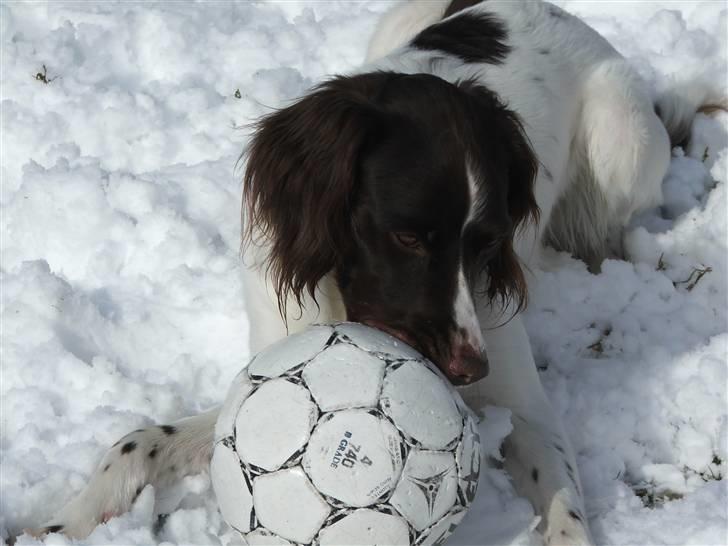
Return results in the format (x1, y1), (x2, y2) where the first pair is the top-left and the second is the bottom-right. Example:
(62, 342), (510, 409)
(121, 441), (137, 454)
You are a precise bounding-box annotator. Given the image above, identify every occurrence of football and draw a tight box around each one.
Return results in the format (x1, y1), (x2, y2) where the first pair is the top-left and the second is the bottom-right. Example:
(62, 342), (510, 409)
(211, 323), (481, 546)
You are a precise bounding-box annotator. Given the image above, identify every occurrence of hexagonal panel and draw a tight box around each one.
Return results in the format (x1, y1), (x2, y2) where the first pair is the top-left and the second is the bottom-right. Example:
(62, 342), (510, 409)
(253, 467), (331, 544)
(389, 450), (458, 532)
(381, 360), (463, 449)
(415, 509), (467, 546)
(236, 379), (318, 471)
(335, 323), (422, 359)
(215, 368), (255, 442)
(210, 441), (253, 533)
(302, 343), (385, 411)
(303, 409), (405, 507)
(318, 508), (410, 546)
(245, 528), (292, 545)
(456, 413), (481, 506)
(247, 325), (334, 379)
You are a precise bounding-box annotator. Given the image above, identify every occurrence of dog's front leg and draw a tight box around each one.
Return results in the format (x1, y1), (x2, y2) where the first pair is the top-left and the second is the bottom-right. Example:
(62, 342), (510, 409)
(459, 313), (594, 546)
(28, 409), (219, 539)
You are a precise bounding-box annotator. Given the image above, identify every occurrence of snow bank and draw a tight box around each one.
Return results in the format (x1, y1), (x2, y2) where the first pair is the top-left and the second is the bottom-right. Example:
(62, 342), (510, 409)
(2, 1), (725, 545)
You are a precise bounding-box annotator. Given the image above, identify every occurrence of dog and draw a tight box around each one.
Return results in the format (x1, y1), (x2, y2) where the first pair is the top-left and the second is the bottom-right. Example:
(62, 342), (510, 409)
(32, 1), (711, 544)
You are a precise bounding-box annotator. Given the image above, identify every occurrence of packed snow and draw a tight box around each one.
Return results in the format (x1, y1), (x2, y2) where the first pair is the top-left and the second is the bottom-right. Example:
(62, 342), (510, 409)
(1, 1), (726, 545)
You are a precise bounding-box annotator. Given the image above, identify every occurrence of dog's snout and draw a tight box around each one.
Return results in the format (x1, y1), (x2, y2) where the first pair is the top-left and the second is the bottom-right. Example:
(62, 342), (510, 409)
(446, 344), (488, 385)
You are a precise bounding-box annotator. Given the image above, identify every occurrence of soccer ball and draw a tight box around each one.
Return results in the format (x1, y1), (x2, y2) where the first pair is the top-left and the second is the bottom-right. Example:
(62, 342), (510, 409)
(211, 323), (481, 546)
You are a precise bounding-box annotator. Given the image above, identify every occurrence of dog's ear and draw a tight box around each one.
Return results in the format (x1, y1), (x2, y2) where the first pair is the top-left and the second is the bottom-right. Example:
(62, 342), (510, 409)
(458, 81), (539, 312)
(487, 105), (539, 312)
(242, 73), (388, 317)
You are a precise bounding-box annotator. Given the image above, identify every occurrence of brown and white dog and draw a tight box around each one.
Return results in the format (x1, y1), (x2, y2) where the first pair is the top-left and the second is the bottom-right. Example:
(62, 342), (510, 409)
(34, 1), (712, 544)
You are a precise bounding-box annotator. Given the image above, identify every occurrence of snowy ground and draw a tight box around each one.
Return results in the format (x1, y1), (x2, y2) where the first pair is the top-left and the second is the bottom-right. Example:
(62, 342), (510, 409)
(1, 1), (726, 545)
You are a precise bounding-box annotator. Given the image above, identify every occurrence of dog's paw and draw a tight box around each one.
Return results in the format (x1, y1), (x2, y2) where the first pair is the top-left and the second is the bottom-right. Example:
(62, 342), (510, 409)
(543, 489), (594, 546)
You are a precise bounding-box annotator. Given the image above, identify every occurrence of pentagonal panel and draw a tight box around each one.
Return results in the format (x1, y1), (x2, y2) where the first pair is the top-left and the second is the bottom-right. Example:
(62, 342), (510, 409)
(302, 343), (385, 411)
(335, 322), (423, 359)
(303, 409), (405, 507)
(415, 509), (467, 546)
(253, 467), (331, 544)
(317, 508), (410, 546)
(456, 413), (481, 506)
(210, 441), (253, 533)
(389, 450), (458, 532)
(245, 528), (292, 545)
(247, 325), (334, 379)
(381, 360), (462, 449)
(215, 368), (255, 442)
(236, 379), (318, 471)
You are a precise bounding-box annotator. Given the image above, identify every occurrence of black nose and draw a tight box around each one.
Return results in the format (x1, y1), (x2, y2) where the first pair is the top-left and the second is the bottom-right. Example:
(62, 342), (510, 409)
(446, 345), (489, 385)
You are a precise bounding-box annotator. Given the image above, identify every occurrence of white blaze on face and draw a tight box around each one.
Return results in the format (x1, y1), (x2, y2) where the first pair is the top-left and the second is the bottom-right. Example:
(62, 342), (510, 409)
(454, 164), (485, 350)
(453, 268), (484, 350)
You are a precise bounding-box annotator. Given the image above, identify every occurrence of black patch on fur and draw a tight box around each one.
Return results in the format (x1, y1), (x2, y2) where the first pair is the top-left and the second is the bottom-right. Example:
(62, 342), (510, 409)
(569, 510), (583, 522)
(548, 5), (568, 19)
(412, 12), (510, 64)
(121, 441), (137, 454)
(444, 0), (484, 18)
(532, 467), (539, 482)
(539, 48), (550, 55)
(160, 425), (177, 435)
(45, 525), (64, 534)
(562, 530), (570, 537)
(132, 485), (143, 503)
(148, 446), (158, 459)
(103, 463), (111, 472)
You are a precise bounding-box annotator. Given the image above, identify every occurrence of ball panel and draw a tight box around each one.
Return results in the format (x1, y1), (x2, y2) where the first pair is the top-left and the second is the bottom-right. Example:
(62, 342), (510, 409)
(210, 441), (254, 534)
(414, 509), (467, 546)
(302, 343), (385, 412)
(334, 323), (422, 359)
(253, 467), (331, 544)
(247, 325), (334, 379)
(236, 379), (318, 472)
(303, 409), (405, 507)
(215, 369), (255, 442)
(381, 361), (463, 450)
(317, 508), (411, 546)
(389, 450), (459, 532)
(246, 528), (292, 545)
(456, 413), (481, 507)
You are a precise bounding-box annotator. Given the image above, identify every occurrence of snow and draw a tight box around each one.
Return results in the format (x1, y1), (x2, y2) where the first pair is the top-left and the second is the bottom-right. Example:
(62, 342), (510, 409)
(1, 1), (726, 545)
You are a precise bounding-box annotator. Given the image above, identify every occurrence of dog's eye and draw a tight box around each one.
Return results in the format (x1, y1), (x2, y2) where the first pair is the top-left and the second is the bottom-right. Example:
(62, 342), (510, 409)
(392, 232), (426, 254)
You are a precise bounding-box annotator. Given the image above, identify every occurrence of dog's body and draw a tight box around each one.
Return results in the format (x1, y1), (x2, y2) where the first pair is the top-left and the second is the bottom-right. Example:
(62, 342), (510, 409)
(34, 1), (706, 544)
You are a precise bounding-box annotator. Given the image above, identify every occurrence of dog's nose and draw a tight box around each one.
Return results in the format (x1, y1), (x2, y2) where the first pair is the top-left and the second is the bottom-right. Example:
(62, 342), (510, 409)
(445, 344), (488, 385)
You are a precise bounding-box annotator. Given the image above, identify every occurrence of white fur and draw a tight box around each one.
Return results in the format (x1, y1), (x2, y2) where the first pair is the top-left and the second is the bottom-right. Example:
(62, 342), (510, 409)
(35, 2), (705, 544)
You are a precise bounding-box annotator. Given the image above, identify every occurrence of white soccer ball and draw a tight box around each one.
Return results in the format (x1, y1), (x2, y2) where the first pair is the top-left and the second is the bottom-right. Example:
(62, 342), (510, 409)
(211, 323), (481, 546)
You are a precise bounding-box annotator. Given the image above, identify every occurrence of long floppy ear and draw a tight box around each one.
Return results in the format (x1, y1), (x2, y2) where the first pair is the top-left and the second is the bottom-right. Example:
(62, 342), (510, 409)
(458, 81), (539, 312)
(242, 73), (389, 317)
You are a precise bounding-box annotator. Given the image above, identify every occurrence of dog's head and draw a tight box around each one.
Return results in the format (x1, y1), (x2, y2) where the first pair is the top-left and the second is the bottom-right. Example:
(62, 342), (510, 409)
(243, 72), (538, 385)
